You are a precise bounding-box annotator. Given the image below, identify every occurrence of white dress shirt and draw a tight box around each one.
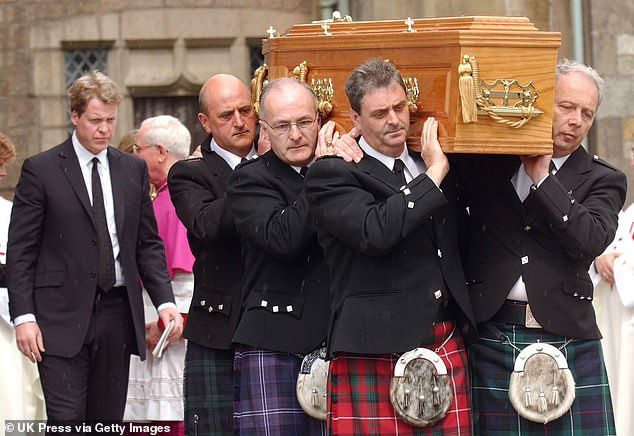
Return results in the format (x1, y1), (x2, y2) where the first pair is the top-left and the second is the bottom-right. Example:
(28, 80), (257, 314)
(358, 137), (425, 182)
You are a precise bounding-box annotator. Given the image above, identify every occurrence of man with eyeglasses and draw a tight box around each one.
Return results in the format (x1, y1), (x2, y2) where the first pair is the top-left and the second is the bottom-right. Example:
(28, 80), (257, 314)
(304, 58), (475, 434)
(168, 74), (258, 435)
(226, 77), (332, 435)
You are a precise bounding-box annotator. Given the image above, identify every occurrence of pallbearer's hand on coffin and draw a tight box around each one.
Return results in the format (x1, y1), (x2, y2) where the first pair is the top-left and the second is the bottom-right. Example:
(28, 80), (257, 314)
(317, 121), (362, 163)
(421, 117), (449, 187)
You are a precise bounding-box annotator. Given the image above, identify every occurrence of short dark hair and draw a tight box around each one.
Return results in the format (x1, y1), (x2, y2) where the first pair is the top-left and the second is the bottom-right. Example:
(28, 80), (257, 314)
(345, 58), (406, 114)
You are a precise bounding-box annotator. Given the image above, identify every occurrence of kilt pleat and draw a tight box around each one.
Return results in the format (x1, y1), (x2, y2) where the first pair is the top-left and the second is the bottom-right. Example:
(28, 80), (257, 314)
(469, 324), (616, 435)
(328, 321), (471, 435)
(233, 345), (326, 436)
(183, 342), (234, 435)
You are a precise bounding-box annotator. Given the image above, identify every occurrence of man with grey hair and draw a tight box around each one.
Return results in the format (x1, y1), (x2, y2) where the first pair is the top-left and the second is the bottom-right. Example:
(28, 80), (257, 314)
(125, 115), (195, 431)
(134, 115), (192, 186)
(7, 71), (182, 423)
(458, 59), (626, 433)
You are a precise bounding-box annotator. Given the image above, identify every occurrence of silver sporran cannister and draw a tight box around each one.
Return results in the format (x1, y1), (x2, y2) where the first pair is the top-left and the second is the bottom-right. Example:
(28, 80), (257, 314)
(296, 347), (329, 420)
(389, 347), (452, 427)
(508, 342), (576, 424)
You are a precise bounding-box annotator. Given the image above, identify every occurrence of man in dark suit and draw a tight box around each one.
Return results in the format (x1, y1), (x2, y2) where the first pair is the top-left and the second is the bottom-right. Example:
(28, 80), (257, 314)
(305, 59), (475, 435)
(227, 78), (330, 435)
(7, 71), (183, 424)
(459, 59), (626, 434)
(167, 74), (258, 435)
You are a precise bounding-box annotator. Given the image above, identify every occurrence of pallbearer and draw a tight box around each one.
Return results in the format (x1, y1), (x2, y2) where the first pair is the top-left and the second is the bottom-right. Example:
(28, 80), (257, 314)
(305, 58), (476, 435)
(227, 78), (332, 435)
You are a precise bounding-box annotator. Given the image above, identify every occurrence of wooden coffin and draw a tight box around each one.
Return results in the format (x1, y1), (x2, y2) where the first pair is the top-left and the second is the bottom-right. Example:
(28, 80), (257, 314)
(255, 16), (561, 155)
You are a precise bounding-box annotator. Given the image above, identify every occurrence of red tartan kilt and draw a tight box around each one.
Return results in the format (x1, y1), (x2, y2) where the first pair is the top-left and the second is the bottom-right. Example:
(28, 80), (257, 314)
(327, 321), (471, 435)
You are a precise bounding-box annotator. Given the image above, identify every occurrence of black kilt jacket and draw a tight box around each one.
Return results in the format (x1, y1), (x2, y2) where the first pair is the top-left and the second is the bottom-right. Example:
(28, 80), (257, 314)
(227, 150), (330, 354)
(168, 136), (245, 350)
(454, 147), (627, 339)
(305, 153), (475, 357)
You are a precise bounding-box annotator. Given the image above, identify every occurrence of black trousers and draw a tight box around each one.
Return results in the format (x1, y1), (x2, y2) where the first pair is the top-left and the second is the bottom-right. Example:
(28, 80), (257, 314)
(38, 287), (135, 426)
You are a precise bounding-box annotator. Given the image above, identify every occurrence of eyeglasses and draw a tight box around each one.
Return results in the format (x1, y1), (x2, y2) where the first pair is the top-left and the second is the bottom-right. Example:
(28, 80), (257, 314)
(132, 143), (155, 154)
(260, 115), (318, 135)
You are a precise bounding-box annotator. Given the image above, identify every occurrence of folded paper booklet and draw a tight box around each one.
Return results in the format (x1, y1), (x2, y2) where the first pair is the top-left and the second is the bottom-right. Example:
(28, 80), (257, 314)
(152, 319), (174, 358)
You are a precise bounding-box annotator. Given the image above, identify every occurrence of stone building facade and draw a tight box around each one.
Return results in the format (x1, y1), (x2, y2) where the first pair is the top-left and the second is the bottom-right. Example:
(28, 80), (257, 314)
(1, 0), (633, 201)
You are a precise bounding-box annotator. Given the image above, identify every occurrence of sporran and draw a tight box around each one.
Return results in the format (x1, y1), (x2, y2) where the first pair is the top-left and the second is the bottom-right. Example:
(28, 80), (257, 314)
(296, 347), (329, 420)
(508, 342), (576, 424)
(389, 328), (455, 427)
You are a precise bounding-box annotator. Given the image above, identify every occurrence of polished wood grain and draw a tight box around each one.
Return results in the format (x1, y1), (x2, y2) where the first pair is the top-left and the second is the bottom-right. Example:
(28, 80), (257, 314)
(262, 16), (561, 155)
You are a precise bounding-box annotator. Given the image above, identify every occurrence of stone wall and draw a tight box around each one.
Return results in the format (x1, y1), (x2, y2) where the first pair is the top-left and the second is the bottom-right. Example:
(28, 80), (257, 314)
(0, 0), (315, 196)
(588, 0), (634, 203)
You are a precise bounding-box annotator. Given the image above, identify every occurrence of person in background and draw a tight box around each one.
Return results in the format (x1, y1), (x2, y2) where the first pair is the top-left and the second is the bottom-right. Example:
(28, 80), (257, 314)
(117, 129), (137, 154)
(460, 59), (626, 434)
(590, 139), (634, 436)
(168, 74), (258, 435)
(123, 115), (195, 436)
(7, 71), (182, 424)
(0, 132), (46, 425)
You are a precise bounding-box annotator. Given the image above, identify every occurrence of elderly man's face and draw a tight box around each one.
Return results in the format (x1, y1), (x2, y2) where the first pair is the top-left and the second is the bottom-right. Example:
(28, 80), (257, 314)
(351, 82), (410, 158)
(133, 123), (164, 187)
(552, 71), (599, 158)
(260, 84), (319, 167)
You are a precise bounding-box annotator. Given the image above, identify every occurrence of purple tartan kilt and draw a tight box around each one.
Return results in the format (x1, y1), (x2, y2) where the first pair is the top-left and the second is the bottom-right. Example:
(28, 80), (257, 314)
(468, 324), (616, 435)
(233, 345), (326, 436)
(327, 321), (471, 435)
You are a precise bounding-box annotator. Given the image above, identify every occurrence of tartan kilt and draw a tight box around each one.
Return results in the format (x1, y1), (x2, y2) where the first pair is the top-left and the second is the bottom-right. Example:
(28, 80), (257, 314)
(183, 342), (235, 436)
(328, 321), (471, 435)
(469, 324), (616, 435)
(233, 345), (327, 436)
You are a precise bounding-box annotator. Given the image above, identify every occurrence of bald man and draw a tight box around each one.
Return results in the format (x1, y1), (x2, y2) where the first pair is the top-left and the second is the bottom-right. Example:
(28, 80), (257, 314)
(168, 74), (258, 435)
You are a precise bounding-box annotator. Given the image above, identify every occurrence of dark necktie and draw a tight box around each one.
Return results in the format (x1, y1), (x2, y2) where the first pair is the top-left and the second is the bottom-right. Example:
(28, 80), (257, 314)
(92, 158), (115, 292)
(300, 166), (309, 178)
(392, 159), (407, 186)
(549, 160), (557, 176)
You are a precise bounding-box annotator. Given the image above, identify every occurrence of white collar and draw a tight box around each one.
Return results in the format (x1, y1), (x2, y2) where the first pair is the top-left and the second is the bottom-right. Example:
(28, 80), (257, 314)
(72, 131), (109, 168)
(358, 136), (417, 175)
(210, 138), (256, 170)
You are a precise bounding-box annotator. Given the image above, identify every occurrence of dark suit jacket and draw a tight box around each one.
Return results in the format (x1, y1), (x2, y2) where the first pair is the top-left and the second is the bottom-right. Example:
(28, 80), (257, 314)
(167, 136), (244, 350)
(7, 138), (174, 359)
(305, 153), (475, 357)
(456, 148), (627, 339)
(226, 150), (330, 354)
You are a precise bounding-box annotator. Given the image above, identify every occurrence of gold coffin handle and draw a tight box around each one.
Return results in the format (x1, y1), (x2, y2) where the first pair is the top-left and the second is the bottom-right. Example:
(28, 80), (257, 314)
(250, 64), (268, 116)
